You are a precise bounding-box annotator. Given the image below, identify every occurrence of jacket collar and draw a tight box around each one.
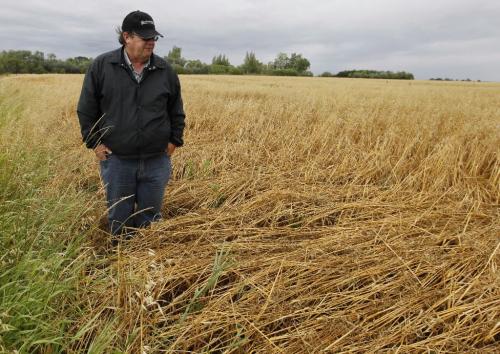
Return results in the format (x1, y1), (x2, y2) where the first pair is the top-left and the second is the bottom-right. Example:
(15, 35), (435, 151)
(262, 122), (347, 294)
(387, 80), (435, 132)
(109, 47), (166, 70)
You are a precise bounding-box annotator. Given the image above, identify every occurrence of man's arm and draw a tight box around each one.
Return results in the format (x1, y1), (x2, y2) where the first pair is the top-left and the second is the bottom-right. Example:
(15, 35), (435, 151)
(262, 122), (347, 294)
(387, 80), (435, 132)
(167, 74), (186, 148)
(77, 61), (103, 149)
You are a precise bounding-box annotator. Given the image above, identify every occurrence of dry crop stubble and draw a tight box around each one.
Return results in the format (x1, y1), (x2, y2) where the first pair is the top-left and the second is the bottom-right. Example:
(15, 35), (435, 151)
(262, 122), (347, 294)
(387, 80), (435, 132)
(1, 74), (498, 352)
(92, 76), (499, 352)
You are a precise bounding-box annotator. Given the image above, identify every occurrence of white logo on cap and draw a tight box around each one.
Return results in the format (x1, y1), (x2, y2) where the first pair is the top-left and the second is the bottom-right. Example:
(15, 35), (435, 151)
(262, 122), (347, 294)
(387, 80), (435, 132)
(141, 20), (154, 26)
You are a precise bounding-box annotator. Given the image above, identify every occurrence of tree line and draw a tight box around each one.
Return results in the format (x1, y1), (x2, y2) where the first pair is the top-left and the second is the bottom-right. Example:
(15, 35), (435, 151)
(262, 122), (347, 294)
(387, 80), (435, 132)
(320, 69), (414, 80)
(164, 47), (313, 76)
(429, 77), (481, 82)
(0, 50), (92, 74)
(0, 49), (414, 80)
(0, 49), (313, 77)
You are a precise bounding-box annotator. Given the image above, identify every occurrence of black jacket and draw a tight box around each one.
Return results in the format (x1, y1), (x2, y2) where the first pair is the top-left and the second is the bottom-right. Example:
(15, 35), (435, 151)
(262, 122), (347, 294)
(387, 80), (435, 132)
(77, 47), (185, 159)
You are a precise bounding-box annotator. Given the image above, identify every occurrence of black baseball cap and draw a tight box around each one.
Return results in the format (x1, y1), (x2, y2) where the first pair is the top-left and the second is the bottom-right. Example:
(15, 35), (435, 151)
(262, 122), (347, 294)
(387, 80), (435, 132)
(122, 10), (163, 39)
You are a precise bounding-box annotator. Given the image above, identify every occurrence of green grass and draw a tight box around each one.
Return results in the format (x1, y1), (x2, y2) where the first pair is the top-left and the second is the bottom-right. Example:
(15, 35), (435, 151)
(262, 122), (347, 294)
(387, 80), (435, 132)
(0, 88), (96, 353)
(179, 245), (233, 324)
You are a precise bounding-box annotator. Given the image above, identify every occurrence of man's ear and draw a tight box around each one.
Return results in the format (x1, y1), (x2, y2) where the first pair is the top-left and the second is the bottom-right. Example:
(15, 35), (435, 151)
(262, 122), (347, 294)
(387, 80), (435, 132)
(123, 32), (133, 43)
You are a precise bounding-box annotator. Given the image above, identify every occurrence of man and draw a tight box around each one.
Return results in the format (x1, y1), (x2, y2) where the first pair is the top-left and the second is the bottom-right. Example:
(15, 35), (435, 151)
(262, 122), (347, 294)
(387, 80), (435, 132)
(77, 10), (185, 242)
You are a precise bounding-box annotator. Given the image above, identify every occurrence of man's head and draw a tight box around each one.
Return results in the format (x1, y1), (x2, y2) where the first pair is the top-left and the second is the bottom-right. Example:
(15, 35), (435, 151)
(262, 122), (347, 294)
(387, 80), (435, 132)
(122, 11), (163, 40)
(119, 11), (163, 62)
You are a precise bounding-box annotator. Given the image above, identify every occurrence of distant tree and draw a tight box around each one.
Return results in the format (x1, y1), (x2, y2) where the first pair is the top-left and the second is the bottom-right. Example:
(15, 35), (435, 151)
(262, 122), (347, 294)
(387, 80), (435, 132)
(184, 59), (209, 74)
(271, 52), (290, 70)
(320, 71), (334, 77)
(240, 51), (263, 74)
(335, 69), (414, 80)
(0, 50), (93, 74)
(289, 53), (310, 73)
(27, 51), (46, 73)
(229, 66), (243, 75)
(209, 64), (231, 74)
(0, 50), (30, 73)
(64, 56), (92, 73)
(212, 54), (231, 66)
(270, 68), (298, 76)
(269, 52), (311, 75)
(165, 46), (186, 67)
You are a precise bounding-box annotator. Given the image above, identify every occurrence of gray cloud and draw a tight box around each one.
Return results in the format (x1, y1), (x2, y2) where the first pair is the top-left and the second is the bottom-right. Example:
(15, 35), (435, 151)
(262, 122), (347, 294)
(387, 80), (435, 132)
(1, 0), (499, 80)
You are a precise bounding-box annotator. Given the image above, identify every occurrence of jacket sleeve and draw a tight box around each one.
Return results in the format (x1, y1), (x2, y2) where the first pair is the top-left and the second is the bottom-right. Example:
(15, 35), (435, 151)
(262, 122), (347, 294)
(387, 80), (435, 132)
(77, 61), (103, 149)
(167, 74), (186, 147)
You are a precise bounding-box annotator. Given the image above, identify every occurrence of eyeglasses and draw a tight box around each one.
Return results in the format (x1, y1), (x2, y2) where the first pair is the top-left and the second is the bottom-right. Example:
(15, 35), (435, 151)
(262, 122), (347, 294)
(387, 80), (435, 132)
(133, 33), (159, 42)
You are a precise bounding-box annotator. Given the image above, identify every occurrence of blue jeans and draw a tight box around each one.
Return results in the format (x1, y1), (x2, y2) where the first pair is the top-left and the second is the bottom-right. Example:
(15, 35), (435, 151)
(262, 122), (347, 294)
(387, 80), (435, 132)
(100, 153), (172, 235)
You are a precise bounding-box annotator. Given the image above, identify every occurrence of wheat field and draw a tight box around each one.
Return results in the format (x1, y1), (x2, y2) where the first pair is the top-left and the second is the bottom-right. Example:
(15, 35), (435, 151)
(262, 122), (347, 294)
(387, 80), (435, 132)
(0, 74), (499, 353)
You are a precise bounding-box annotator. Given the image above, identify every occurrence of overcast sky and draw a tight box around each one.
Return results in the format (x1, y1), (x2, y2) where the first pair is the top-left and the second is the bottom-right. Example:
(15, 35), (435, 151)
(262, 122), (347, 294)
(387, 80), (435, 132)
(2, 0), (499, 80)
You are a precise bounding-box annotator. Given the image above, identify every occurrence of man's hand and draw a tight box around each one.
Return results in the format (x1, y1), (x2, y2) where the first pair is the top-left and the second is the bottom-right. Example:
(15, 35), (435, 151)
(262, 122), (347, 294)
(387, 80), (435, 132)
(166, 143), (176, 156)
(94, 144), (112, 161)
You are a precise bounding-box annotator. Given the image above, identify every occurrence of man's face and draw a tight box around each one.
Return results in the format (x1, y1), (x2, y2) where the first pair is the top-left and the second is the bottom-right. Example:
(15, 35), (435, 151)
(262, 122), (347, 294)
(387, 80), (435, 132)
(124, 32), (156, 62)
